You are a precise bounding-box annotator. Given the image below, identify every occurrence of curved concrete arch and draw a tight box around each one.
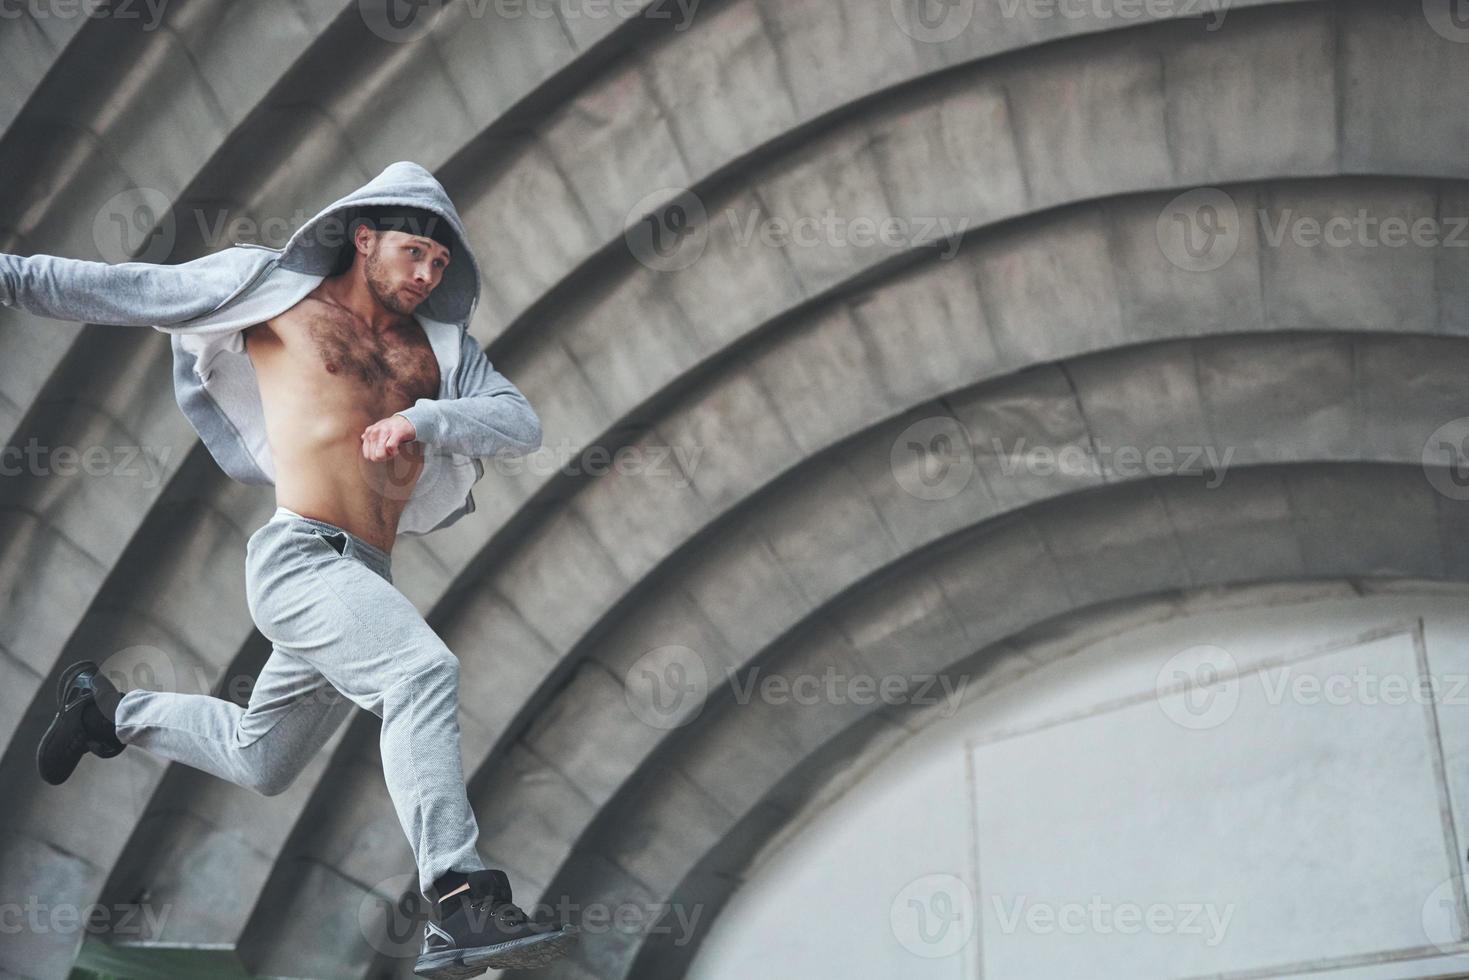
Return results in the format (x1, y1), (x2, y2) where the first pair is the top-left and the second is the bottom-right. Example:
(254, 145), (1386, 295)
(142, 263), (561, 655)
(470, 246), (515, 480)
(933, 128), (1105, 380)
(255, 317), (1467, 975)
(486, 0), (1469, 454)
(442, 171), (1469, 845)
(457, 0), (1314, 347)
(0, 0), (356, 442)
(624, 577), (1469, 980)
(227, 170), (1469, 972)
(529, 462), (1469, 979)
(8, 159), (1457, 975)
(0, 8), (92, 134)
(353, 0), (1469, 856)
(0, 5), (1463, 975)
(438, 329), (1468, 937)
(2, 0), (1438, 772)
(0, 0), (1445, 752)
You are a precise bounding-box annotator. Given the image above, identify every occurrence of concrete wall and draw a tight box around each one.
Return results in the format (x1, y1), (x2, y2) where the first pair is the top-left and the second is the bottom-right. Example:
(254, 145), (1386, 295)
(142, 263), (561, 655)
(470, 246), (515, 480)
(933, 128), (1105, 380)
(687, 584), (1469, 980)
(2, 1), (1469, 978)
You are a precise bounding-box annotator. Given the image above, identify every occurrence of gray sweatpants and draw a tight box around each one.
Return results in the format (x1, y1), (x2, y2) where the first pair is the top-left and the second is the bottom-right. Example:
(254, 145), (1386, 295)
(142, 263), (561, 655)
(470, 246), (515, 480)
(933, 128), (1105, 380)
(112, 505), (487, 900)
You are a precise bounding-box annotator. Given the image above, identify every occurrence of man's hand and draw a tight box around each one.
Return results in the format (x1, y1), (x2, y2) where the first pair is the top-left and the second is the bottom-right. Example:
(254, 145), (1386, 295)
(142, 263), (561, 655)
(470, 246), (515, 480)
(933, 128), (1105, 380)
(361, 414), (418, 462)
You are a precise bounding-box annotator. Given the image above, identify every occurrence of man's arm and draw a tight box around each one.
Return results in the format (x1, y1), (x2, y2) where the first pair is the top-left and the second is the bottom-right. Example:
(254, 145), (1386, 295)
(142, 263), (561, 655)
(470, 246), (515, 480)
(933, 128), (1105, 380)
(0, 249), (272, 327)
(393, 330), (542, 458)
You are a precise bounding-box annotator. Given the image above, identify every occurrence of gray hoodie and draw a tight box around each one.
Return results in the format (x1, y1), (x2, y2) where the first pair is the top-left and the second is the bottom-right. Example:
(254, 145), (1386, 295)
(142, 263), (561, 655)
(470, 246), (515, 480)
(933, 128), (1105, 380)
(0, 161), (542, 535)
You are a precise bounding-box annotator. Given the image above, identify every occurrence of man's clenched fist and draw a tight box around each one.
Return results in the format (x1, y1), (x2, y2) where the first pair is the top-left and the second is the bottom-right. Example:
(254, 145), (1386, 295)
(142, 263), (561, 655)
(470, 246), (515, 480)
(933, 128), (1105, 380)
(361, 414), (418, 462)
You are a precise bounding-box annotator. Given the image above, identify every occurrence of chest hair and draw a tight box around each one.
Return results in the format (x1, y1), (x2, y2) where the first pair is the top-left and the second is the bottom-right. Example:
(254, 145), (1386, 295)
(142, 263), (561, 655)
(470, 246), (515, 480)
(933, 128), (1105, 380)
(303, 305), (440, 404)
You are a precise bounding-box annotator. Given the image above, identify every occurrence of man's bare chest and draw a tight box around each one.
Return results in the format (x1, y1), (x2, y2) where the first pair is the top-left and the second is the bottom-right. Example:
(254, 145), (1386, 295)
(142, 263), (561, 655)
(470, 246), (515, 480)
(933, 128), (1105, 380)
(277, 300), (441, 403)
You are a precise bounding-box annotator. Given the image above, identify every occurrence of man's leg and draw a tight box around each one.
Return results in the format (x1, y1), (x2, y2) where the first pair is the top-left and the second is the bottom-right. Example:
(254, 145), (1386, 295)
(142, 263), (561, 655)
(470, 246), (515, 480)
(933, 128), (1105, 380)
(245, 516), (487, 902)
(111, 647), (355, 797)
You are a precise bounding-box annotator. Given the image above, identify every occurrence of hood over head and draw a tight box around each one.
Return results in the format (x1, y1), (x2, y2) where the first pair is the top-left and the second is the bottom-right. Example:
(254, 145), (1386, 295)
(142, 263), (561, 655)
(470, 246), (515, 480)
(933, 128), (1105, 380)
(276, 161), (479, 325)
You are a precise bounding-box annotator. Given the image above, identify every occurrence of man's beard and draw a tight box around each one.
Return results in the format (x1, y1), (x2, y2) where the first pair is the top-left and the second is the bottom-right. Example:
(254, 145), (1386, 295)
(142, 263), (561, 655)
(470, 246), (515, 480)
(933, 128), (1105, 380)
(365, 251), (417, 315)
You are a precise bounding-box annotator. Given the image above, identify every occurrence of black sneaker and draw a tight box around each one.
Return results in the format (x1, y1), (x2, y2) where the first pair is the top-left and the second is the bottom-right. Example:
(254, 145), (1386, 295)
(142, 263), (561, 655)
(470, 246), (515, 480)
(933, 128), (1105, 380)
(36, 661), (126, 786)
(414, 870), (578, 978)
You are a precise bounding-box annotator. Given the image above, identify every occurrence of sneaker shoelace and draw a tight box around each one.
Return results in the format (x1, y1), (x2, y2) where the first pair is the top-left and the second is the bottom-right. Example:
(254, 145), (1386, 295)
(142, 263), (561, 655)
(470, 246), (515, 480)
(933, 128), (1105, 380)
(470, 897), (530, 927)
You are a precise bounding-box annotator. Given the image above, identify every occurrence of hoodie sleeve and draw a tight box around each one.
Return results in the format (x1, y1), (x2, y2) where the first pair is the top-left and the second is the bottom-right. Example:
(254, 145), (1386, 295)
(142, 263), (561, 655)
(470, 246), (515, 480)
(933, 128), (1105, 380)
(394, 330), (542, 458)
(0, 248), (273, 327)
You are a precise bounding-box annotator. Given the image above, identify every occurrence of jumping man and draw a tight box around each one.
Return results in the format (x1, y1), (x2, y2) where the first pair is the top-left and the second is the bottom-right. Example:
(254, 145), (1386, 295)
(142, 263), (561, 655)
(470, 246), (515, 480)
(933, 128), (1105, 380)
(9, 161), (577, 978)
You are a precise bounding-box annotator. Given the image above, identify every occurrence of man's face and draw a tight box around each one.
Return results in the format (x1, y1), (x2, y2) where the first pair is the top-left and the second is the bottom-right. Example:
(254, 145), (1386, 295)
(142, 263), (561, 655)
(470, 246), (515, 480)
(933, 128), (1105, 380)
(361, 228), (451, 314)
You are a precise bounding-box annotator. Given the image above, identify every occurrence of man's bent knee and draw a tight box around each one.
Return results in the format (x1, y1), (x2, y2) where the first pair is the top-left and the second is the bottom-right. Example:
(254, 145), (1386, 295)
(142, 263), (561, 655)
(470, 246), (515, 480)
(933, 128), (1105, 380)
(234, 736), (295, 797)
(248, 769), (293, 797)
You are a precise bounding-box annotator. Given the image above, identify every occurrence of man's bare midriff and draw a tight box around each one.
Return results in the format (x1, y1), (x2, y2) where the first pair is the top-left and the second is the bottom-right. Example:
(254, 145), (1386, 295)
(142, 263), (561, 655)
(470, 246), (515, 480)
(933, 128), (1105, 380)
(243, 289), (440, 555)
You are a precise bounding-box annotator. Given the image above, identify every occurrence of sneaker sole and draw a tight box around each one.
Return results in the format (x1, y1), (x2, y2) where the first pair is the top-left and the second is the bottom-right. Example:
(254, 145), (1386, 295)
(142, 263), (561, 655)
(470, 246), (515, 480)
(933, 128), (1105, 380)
(413, 925), (578, 978)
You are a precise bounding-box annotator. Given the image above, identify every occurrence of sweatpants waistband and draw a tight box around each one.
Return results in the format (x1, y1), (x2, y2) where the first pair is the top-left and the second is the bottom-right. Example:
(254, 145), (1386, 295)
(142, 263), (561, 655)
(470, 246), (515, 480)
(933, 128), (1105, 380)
(270, 506), (392, 576)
